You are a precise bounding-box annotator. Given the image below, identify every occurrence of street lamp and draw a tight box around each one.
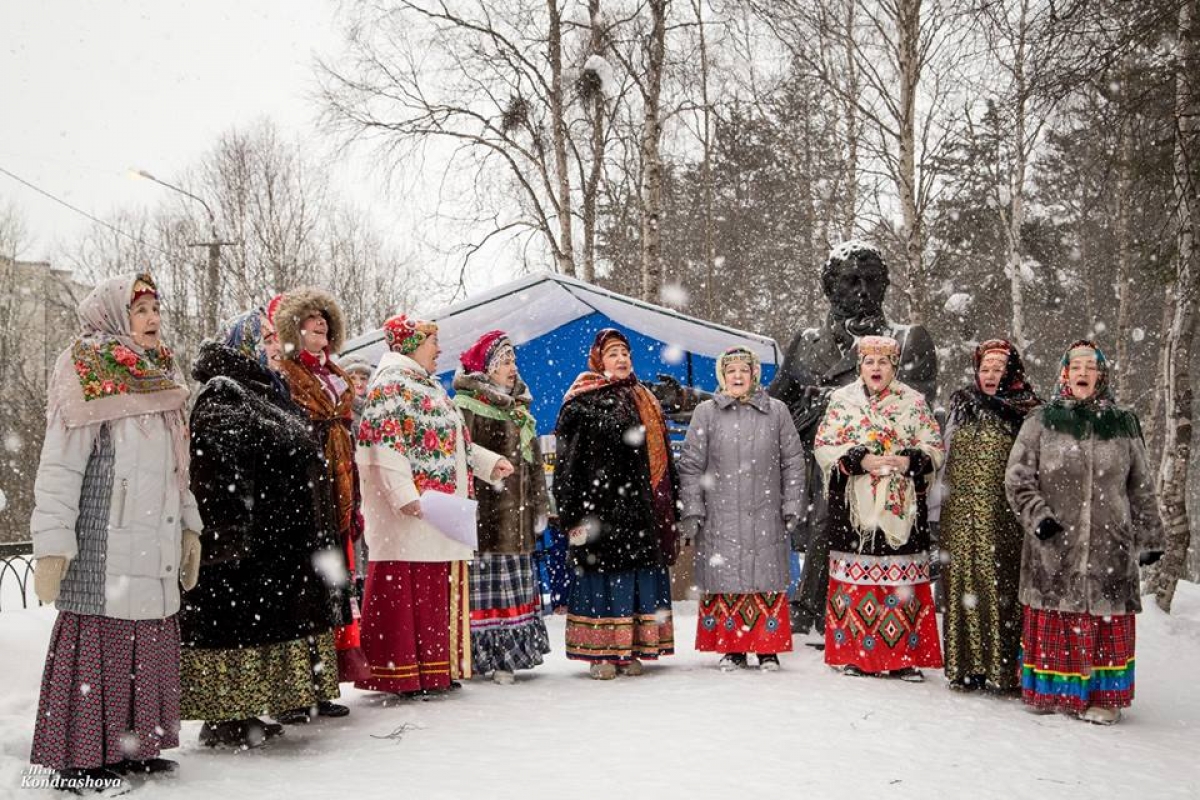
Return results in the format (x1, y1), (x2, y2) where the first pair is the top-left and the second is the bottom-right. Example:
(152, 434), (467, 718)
(130, 168), (233, 336)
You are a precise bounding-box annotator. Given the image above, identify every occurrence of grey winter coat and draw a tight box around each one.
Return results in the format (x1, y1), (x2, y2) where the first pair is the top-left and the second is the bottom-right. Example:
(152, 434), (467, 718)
(1005, 411), (1164, 616)
(678, 390), (805, 593)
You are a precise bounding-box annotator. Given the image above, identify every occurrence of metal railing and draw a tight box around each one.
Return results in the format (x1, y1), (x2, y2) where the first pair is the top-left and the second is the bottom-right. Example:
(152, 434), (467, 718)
(0, 541), (38, 612)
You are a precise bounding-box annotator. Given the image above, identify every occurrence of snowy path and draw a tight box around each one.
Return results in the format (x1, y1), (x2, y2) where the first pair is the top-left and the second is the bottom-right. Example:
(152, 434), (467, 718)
(2, 587), (1200, 800)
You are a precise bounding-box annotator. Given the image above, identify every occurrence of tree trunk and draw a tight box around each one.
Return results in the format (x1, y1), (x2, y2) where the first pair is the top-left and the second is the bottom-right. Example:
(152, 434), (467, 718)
(693, 0), (716, 318)
(1114, 85), (1135, 405)
(841, 0), (859, 241)
(1151, 0), (1199, 613)
(582, 0), (606, 284)
(548, 0), (576, 276)
(640, 0), (669, 303)
(1006, 0), (1030, 351)
(896, 0), (925, 323)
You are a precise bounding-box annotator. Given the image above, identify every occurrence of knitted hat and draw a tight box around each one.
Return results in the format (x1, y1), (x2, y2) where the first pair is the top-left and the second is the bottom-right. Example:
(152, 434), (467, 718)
(716, 346), (761, 394)
(857, 335), (901, 365)
(383, 314), (437, 355)
(460, 330), (513, 374)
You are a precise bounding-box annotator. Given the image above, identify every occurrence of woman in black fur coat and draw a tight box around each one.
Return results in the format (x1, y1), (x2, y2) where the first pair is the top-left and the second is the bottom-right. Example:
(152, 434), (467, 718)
(179, 308), (344, 747)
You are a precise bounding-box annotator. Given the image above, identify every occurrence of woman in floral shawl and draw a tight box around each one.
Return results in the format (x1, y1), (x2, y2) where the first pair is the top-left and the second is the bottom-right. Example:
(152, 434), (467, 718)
(354, 315), (510, 696)
(814, 335), (944, 680)
(553, 328), (679, 680)
(938, 339), (1040, 693)
(452, 331), (552, 684)
(29, 273), (202, 790)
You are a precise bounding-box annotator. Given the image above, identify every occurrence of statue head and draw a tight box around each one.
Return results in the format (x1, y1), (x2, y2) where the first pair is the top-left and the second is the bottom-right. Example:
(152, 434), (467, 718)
(821, 242), (889, 321)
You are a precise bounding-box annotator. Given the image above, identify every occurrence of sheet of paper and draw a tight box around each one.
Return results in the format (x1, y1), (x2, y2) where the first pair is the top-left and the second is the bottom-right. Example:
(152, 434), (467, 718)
(420, 491), (479, 549)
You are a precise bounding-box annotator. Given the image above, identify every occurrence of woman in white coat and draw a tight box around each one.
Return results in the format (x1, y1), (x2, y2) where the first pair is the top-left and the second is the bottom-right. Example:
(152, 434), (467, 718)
(28, 273), (202, 791)
(354, 315), (512, 697)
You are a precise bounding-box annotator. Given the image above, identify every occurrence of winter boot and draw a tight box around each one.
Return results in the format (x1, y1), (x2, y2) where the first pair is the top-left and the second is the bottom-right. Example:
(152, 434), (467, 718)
(757, 654), (781, 672)
(718, 653), (748, 672)
(492, 670), (516, 685)
(317, 700), (350, 717)
(619, 659), (645, 676)
(889, 667), (925, 683)
(589, 662), (617, 680)
(1080, 706), (1122, 725)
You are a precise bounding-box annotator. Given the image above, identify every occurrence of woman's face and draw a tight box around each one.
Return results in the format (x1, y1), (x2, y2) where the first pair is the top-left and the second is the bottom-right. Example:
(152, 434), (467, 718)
(129, 295), (161, 349)
(601, 343), (633, 379)
(489, 352), (518, 390)
(977, 355), (1006, 396)
(1068, 355), (1099, 400)
(300, 313), (329, 354)
(262, 318), (283, 372)
(412, 333), (441, 373)
(723, 361), (754, 398)
(860, 353), (895, 393)
(349, 371), (370, 397)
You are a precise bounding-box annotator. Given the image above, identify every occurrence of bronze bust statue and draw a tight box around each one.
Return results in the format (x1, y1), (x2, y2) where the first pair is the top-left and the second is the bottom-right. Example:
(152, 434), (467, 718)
(768, 242), (938, 634)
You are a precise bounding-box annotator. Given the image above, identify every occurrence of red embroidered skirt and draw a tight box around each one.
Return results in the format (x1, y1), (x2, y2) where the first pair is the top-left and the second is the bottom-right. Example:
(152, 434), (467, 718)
(824, 551), (943, 672)
(695, 592), (793, 654)
(355, 561), (451, 694)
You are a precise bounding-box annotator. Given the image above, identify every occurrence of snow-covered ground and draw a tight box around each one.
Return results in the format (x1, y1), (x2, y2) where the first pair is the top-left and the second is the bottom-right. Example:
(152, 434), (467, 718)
(2, 586), (1199, 800)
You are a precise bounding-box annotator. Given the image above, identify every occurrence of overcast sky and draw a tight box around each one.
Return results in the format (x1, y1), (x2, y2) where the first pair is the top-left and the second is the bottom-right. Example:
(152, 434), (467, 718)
(0, 1), (415, 266)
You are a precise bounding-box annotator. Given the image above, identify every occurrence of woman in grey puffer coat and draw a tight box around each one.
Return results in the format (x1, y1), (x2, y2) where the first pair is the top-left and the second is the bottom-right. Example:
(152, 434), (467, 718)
(678, 346), (805, 671)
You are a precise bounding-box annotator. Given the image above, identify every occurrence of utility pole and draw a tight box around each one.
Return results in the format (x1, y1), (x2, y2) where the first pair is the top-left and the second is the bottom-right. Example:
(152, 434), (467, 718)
(131, 169), (234, 336)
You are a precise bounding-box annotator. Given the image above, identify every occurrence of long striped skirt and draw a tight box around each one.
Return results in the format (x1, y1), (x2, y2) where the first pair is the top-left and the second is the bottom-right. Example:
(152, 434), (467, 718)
(1020, 606), (1135, 713)
(31, 612), (181, 770)
(469, 553), (551, 674)
(565, 567), (674, 664)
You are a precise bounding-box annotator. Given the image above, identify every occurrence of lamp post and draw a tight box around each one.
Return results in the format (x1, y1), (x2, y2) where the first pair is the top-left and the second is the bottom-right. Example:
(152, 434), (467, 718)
(130, 169), (233, 336)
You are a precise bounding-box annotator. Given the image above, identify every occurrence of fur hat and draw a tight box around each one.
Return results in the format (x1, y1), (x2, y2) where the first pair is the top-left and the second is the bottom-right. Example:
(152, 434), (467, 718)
(272, 287), (347, 358)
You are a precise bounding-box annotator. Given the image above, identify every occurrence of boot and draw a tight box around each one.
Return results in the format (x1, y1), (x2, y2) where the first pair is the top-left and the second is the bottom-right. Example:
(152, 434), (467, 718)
(757, 654), (781, 672)
(1080, 706), (1122, 725)
(492, 670), (516, 685)
(718, 653), (748, 672)
(316, 700), (349, 717)
(889, 667), (925, 683)
(52, 766), (131, 796)
(619, 659), (644, 676)
(589, 662), (617, 680)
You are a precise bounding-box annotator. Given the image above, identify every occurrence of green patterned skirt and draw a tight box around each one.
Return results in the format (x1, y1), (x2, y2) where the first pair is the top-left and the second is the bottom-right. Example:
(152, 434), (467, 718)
(181, 632), (341, 722)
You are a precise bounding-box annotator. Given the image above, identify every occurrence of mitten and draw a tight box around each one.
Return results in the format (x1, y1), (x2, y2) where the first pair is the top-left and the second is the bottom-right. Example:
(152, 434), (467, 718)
(1035, 517), (1063, 541)
(180, 529), (202, 591)
(1139, 550), (1164, 567)
(34, 556), (68, 605)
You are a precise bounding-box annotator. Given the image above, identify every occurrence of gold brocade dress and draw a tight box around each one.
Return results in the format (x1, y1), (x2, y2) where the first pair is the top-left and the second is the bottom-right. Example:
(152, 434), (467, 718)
(941, 415), (1024, 690)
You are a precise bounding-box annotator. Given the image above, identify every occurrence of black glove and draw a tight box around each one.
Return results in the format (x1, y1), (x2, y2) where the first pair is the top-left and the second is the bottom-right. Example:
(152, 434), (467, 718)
(1139, 550), (1164, 567)
(1035, 518), (1063, 541)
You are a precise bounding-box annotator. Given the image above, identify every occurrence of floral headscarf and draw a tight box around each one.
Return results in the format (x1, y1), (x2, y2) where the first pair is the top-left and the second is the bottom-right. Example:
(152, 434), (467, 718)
(383, 314), (438, 355)
(814, 378), (944, 549)
(1041, 339), (1139, 440)
(216, 307), (272, 371)
(947, 338), (1040, 437)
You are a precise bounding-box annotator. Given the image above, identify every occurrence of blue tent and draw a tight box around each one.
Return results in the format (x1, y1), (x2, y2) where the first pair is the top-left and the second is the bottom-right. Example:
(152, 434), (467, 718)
(339, 272), (782, 433)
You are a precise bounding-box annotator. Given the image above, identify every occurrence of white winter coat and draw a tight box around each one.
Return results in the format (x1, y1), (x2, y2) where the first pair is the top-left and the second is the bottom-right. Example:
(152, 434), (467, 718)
(31, 412), (202, 620)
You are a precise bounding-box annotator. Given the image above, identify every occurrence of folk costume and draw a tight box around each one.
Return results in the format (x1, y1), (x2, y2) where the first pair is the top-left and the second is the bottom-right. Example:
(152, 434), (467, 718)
(814, 336), (945, 675)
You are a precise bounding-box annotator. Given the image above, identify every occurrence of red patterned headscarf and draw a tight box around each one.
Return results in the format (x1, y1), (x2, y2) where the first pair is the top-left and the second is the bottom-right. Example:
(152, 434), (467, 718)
(383, 314), (438, 355)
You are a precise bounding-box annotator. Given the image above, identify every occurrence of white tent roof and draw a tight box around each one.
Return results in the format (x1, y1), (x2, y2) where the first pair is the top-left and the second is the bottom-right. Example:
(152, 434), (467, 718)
(340, 271), (781, 369)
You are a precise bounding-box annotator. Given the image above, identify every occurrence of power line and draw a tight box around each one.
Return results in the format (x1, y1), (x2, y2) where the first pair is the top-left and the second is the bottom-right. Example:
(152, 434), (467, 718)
(0, 164), (174, 258)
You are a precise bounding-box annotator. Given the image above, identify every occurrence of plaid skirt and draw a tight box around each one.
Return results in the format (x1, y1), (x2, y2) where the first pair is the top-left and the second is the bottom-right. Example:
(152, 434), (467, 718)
(469, 554), (551, 673)
(1020, 606), (1135, 712)
(31, 612), (181, 770)
(565, 568), (674, 664)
